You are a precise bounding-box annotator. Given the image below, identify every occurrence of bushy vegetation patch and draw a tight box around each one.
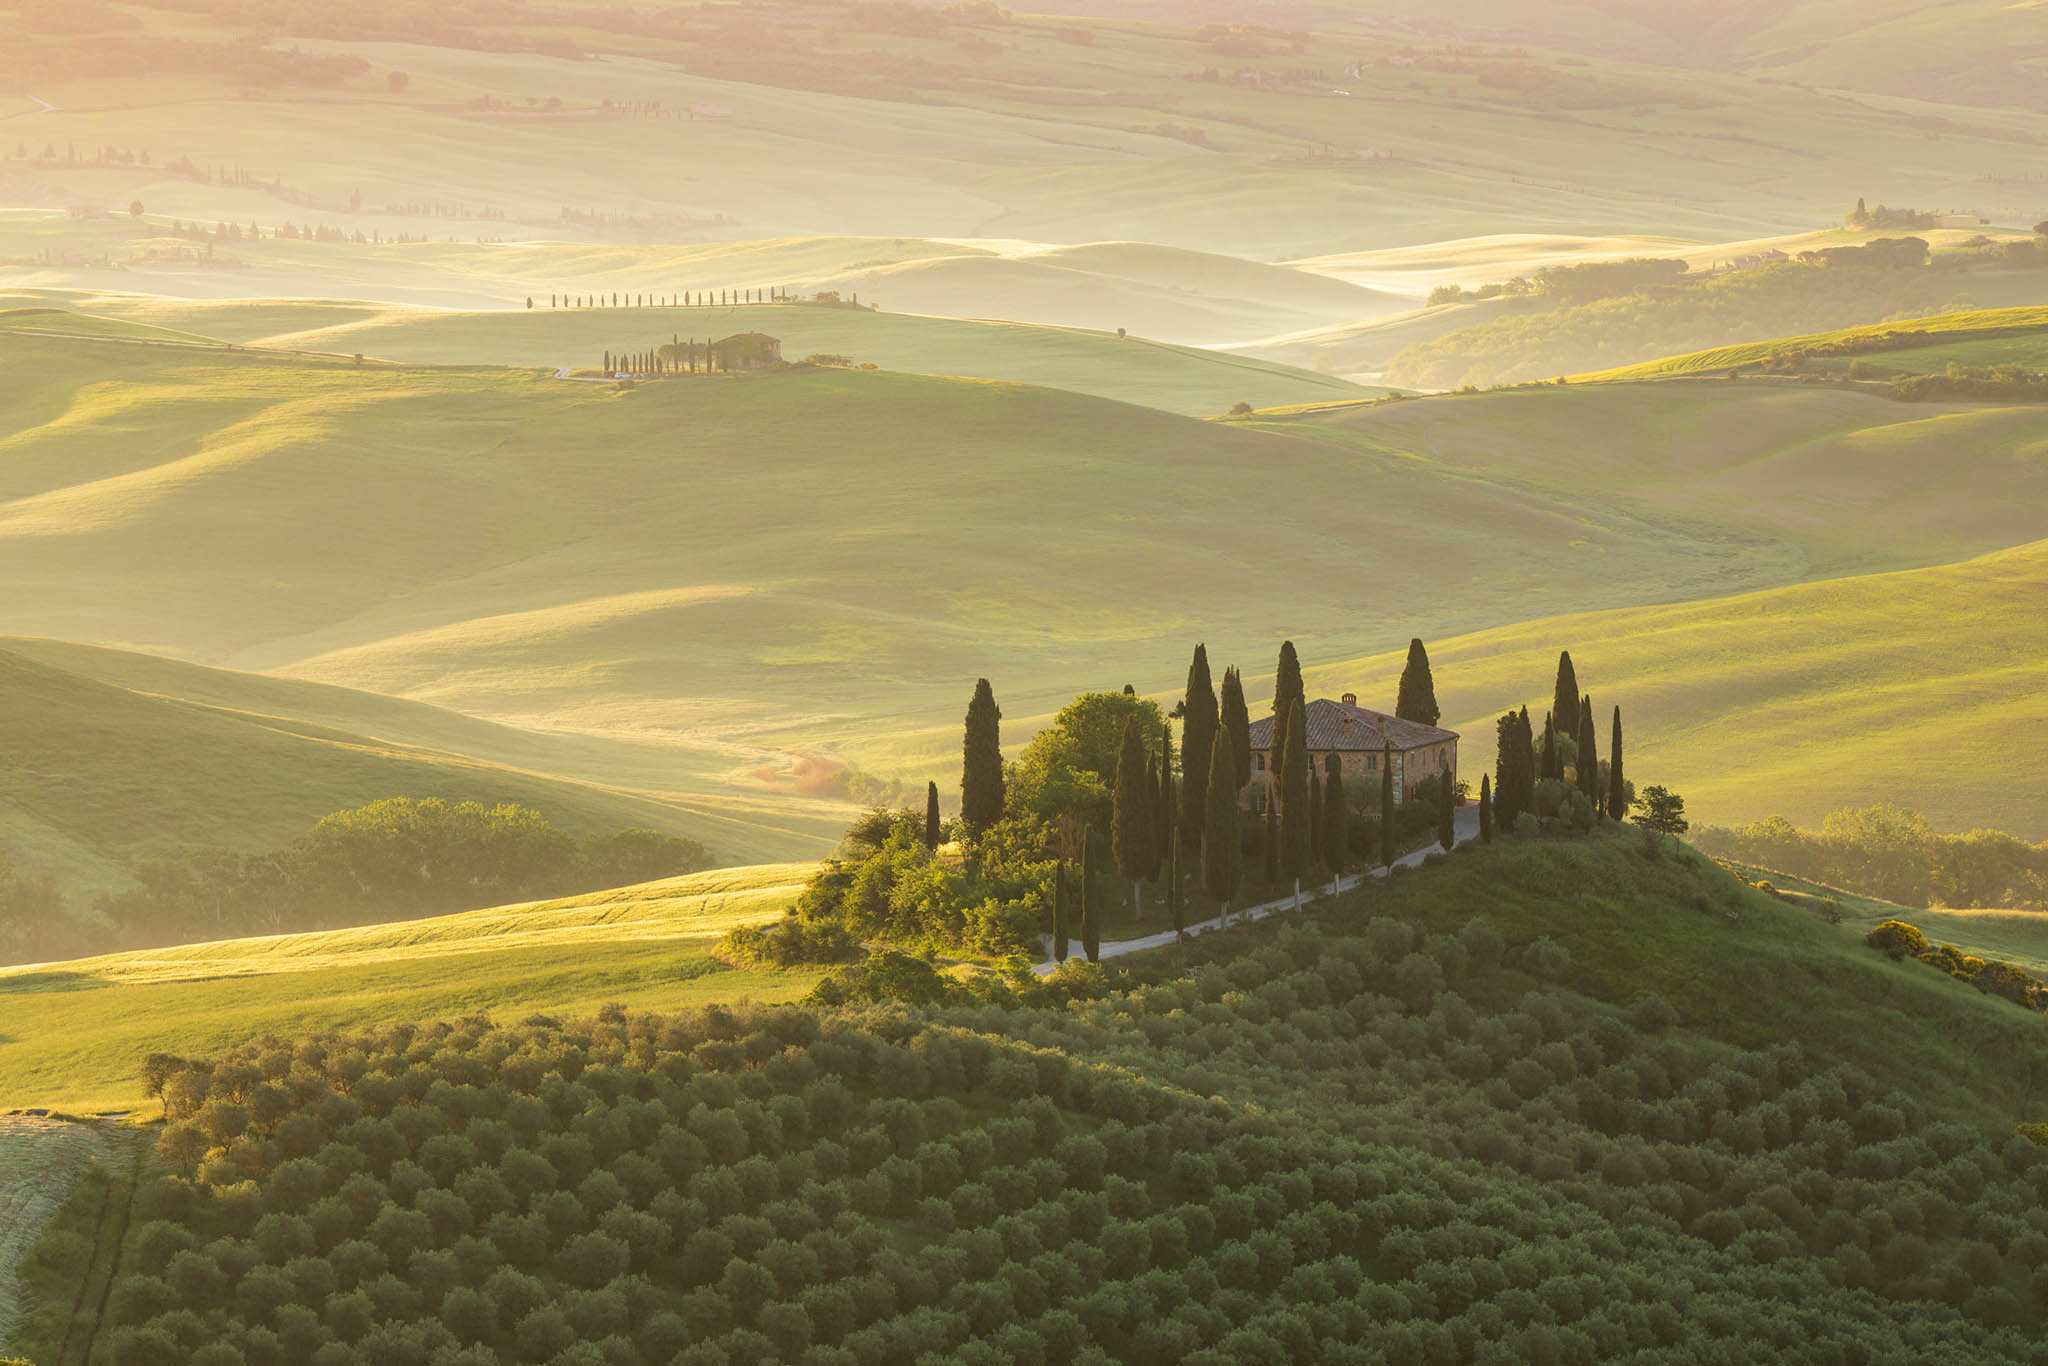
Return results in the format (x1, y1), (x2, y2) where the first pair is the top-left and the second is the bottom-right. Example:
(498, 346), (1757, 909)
(1389, 251), (2011, 389)
(21, 800), (717, 964)
(1865, 920), (2048, 1014)
(55, 846), (2048, 1364)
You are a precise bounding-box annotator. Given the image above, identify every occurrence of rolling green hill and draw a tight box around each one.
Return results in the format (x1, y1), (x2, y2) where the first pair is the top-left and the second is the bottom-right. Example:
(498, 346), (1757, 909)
(0, 863), (819, 1115)
(5, 7), (2048, 270)
(0, 639), (847, 897)
(0, 291), (1376, 417)
(1577, 305), (2048, 382)
(1282, 537), (2048, 839)
(3, 333), (2044, 839)
(14, 835), (2048, 1361)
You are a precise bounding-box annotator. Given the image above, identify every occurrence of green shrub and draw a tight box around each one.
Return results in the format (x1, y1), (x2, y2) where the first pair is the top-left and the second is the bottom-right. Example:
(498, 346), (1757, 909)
(1867, 920), (1929, 959)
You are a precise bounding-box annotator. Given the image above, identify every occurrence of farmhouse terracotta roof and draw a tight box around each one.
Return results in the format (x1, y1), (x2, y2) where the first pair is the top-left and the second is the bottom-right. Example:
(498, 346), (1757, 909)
(1244, 697), (1459, 753)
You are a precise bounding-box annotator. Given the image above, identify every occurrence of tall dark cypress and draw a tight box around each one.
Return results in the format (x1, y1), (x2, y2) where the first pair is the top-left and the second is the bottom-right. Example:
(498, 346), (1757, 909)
(1395, 638), (1440, 726)
(1219, 666), (1252, 790)
(1202, 726), (1241, 916)
(1306, 766), (1325, 873)
(1155, 725), (1175, 879)
(1166, 829), (1185, 938)
(1379, 742), (1395, 868)
(1112, 718), (1156, 920)
(1494, 712), (1523, 830)
(1180, 645), (1219, 851)
(923, 782), (941, 850)
(1052, 862), (1069, 963)
(960, 679), (1004, 833)
(1279, 698), (1311, 896)
(1271, 641), (1304, 773)
(1080, 832), (1101, 964)
(1552, 652), (1580, 752)
(1479, 774), (1494, 843)
(1263, 786), (1278, 884)
(1541, 714), (1559, 782)
(1517, 707), (1536, 817)
(1577, 706), (1601, 804)
(1608, 706), (1626, 821)
(1322, 757), (1347, 886)
(1439, 771), (1456, 851)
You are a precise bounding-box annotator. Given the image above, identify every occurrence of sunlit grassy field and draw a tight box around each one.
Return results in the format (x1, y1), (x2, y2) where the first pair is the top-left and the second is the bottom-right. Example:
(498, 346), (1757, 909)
(0, 864), (821, 1116)
(0, 639), (842, 893)
(1280, 537), (2048, 839)
(3, 333), (2044, 843)
(1576, 306), (2048, 381)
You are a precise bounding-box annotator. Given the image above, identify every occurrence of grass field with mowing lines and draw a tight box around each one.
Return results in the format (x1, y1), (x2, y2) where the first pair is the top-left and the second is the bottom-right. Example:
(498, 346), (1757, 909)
(0, 864), (822, 1116)
(0, 1119), (125, 1354)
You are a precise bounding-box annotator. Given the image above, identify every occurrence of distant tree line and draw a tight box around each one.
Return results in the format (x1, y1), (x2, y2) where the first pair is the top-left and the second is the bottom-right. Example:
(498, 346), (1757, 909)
(1698, 806), (2048, 910)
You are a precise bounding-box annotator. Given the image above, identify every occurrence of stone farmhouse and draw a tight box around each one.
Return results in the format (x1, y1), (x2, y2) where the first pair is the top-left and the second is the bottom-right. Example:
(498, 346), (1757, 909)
(1243, 694), (1459, 814)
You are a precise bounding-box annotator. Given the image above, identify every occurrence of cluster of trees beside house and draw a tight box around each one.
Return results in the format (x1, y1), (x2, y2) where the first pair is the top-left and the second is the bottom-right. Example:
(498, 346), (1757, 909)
(34, 857), (2048, 1364)
(1697, 806), (2048, 911)
(741, 640), (1670, 969)
(0, 799), (715, 967)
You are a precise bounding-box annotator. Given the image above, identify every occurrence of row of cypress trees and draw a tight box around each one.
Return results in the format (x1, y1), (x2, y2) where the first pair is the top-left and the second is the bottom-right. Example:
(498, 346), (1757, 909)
(553, 288), (787, 308)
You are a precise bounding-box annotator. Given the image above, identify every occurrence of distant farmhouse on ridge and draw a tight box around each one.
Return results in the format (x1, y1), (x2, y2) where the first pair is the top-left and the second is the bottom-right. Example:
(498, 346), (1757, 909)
(1244, 694), (1458, 813)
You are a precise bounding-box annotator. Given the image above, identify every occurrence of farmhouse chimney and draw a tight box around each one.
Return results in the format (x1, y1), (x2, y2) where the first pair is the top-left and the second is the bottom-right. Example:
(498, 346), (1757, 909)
(1341, 692), (1357, 706)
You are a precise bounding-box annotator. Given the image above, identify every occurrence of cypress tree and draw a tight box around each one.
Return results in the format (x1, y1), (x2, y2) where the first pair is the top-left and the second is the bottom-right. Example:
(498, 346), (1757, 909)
(1541, 714), (1559, 782)
(1112, 717), (1156, 920)
(923, 781), (941, 850)
(1609, 706), (1626, 821)
(1279, 698), (1311, 902)
(1580, 692), (1593, 741)
(1202, 726), (1241, 920)
(961, 679), (1004, 833)
(1155, 725), (1175, 880)
(1479, 773), (1494, 842)
(1439, 770), (1455, 851)
(1166, 826), (1185, 939)
(1517, 707), (1536, 817)
(1552, 651), (1579, 752)
(1577, 706), (1601, 804)
(1180, 645), (1218, 854)
(1306, 765), (1324, 873)
(1219, 666), (1252, 789)
(1263, 786), (1277, 885)
(1052, 861), (1069, 963)
(1493, 713), (1522, 830)
(1379, 742), (1395, 868)
(1322, 757), (1347, 889)
(1271, 640), (1303, 773)
(1080, 832), (1101, 964)
(1395, 638), (1440, 726)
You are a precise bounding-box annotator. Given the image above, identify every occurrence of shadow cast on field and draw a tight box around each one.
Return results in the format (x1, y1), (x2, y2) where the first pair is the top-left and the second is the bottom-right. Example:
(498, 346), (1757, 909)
(0, 970), (109, 995)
